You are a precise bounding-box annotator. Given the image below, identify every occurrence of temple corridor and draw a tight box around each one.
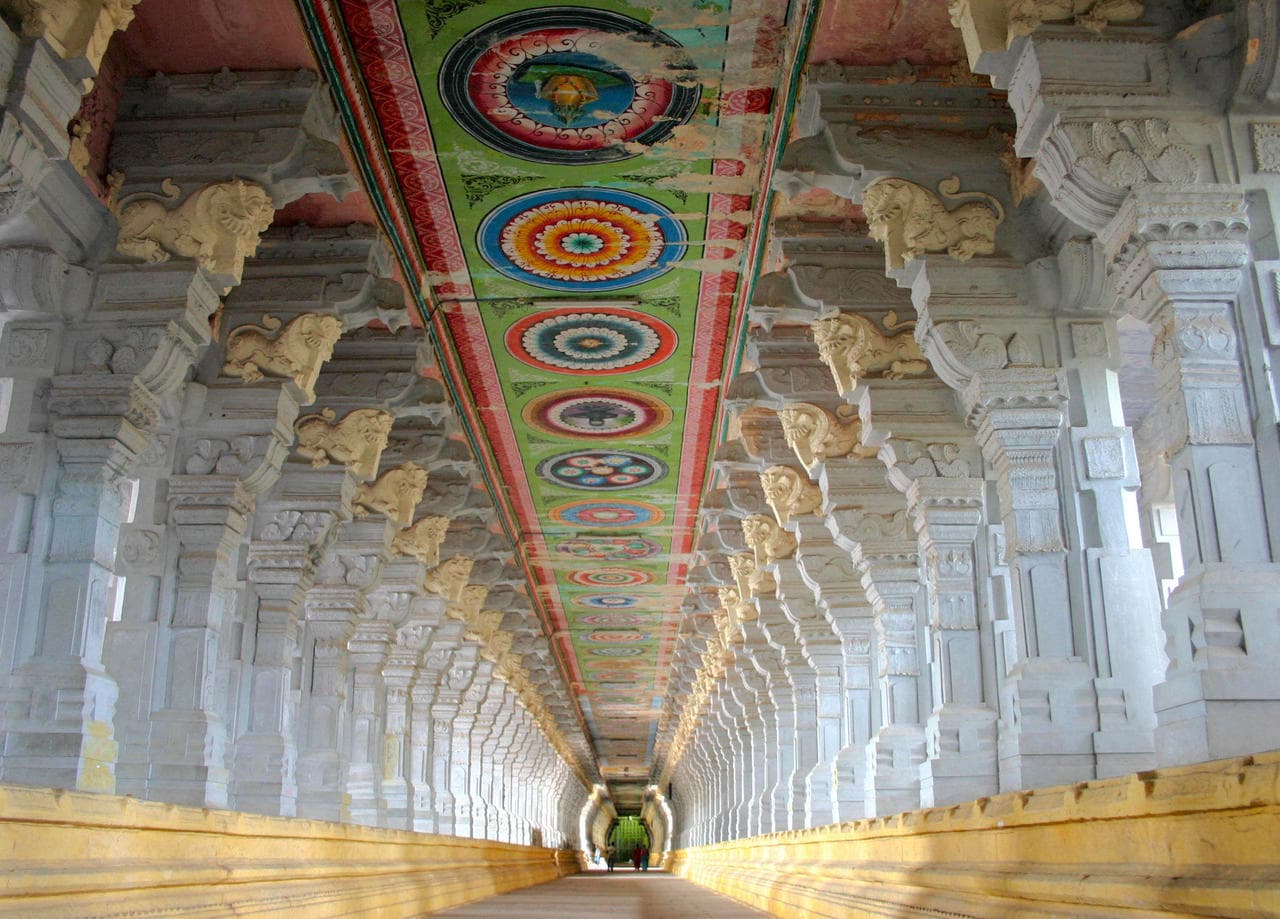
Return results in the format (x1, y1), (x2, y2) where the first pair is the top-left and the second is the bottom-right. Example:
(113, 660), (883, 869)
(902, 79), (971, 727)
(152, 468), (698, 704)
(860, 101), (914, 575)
(439, 873), (767, 919)
(0, 0), (1279, 915)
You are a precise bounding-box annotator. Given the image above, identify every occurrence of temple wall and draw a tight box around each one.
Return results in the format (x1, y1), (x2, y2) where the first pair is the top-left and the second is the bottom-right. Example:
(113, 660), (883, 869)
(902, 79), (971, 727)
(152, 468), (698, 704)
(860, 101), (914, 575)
(0, 781), (578, 917)
(667, 752), (1280, 918)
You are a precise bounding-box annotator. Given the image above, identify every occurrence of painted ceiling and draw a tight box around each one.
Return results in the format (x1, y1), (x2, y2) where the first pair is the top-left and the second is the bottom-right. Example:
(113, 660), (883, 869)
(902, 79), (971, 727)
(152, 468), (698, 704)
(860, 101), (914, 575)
(298, 0), (816, 797)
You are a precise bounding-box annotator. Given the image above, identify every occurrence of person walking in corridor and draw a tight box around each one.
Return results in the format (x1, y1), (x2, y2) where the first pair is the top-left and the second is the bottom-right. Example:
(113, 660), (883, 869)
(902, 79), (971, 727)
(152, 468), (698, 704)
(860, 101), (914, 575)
(631, 845), (643, 871)
(640, 844), (650, 871)
(605, 844), (616, 872)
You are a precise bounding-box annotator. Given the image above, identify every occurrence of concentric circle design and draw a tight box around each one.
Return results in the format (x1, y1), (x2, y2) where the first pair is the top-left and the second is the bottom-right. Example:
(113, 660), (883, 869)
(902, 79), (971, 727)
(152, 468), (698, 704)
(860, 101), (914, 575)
(554, 537), (662, 560)
(589, 647), (645, 657)
(439, 8), (701, 165)
(550, 499), (664, 529)
(507, 307), (677, 374)
(579, 613), (650, 626)
(482, 190), (686, 291)
(537, 449), (667, 491)
(568, 567), (653, 588)
(575, 594), (640, 610)
(587, 630), (647, 643)
(524, 388), (672, 440)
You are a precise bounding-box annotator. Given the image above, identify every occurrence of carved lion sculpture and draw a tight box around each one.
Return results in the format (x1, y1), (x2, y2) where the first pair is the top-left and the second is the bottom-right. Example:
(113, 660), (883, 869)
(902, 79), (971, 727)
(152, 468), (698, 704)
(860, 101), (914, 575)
(353, 461), (429, 527)
(862, 176), (1004, 271)
(223, 312), (343, 402)
(811, 314), (930, 395)
(115, 179), (274, 282)
(294, 407), (395, 480)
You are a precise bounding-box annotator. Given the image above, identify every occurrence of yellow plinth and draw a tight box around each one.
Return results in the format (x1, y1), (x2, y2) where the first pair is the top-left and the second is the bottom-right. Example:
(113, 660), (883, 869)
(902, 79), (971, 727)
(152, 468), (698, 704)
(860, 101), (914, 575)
(0, 783), (578, 916)
(667, 752), (1280, 918)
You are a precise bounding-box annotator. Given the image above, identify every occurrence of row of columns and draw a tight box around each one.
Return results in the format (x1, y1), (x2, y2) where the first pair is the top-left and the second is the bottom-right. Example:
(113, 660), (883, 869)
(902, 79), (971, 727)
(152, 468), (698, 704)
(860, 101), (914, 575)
(0, 7), (593, 848)
(657, 2), (1280, 847)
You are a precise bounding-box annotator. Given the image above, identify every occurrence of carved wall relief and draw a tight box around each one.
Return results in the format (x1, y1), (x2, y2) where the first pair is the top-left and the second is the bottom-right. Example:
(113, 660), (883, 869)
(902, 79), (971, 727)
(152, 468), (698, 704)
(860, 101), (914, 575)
(390, 516), (451, 569)
(862, 176), (1004, 271)
(295, 408), (395, 479)
(1066, 120), (1198, 189)
(1007, 0), (1142, 37)
(113, 178), (275, 283)
(422, 556), (475, 603)
(811, 313), (929, 395)
(353, 461), (429, 527)
(222, 312), (343, 402)
(759, 466), (823, 526)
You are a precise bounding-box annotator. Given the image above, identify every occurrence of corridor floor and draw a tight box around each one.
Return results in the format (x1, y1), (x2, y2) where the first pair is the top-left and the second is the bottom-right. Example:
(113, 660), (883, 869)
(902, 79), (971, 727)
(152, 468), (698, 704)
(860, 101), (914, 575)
(437, 870), (768, 917)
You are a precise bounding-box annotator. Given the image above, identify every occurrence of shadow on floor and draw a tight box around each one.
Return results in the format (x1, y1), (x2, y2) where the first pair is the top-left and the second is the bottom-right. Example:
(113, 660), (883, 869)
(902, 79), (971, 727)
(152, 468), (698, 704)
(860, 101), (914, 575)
(436, 871), (768, 918)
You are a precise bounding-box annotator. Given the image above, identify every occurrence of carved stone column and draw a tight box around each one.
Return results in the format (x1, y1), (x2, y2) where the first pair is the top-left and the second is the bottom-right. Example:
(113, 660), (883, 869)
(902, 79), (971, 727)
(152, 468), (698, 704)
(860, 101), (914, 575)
(1104, 187), (1280, 764)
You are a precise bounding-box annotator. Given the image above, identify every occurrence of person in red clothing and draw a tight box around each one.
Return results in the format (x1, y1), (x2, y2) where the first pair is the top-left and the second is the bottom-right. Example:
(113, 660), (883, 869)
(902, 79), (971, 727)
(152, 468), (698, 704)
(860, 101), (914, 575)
(631, 845), (643, 871)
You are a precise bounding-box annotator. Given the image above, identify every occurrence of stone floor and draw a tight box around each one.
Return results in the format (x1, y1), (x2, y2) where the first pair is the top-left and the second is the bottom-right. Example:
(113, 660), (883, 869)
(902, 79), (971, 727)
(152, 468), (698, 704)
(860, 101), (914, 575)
(437, 870), (767, 917)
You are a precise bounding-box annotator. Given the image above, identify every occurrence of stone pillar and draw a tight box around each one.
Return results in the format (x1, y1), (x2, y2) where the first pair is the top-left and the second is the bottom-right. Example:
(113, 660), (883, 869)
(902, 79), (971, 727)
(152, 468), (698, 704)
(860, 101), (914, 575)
(1104, 188), (1280, 764)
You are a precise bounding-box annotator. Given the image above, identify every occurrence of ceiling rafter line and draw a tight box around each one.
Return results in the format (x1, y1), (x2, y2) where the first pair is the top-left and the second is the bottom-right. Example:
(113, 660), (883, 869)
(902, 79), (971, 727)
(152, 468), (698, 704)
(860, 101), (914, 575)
(297, 0), (603, 787)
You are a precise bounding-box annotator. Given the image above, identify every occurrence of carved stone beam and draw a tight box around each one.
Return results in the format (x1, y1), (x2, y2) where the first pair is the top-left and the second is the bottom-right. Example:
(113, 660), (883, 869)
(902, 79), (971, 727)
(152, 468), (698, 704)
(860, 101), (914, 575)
(947, 0), (1143, 77)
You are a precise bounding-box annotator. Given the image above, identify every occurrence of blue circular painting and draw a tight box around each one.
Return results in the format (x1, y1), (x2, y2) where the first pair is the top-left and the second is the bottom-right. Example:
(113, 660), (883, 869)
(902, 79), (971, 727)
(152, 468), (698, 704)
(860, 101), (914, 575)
(576, 594), (641, 610)
(439, 7), (701, 165)
(478, 187), (686, 292)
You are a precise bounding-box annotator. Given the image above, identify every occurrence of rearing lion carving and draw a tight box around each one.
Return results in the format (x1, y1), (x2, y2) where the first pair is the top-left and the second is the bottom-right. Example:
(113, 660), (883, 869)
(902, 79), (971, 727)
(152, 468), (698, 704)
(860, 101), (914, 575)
(223, 312), (343, 403)
(862, 176), (1004, 271)
(811, 313), (929, 395)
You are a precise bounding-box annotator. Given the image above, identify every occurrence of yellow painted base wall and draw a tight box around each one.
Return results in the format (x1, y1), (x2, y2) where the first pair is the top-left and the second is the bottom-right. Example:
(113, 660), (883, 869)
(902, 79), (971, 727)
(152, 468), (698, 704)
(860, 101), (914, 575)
(667, 752), (1280, 918)
(0, 783), (578, 917)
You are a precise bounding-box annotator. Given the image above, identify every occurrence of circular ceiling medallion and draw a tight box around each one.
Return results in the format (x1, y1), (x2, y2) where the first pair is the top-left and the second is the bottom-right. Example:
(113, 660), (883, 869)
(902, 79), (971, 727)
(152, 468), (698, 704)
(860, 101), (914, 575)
(587, 630), (647, 643)
(481, 190), (685, 291)
(579, 613), (651, 626)
(506, 307), (677, 374)
(524, 388), (672, 440)
(550, 499), (664, 529)
(568, 567), (654, 588)
(590, 647), (645, 657)
(439, 8), (701, 165)
(575, 594), (640, 610)
(554, 537), (662, 560)
(537, 449), (667, 491)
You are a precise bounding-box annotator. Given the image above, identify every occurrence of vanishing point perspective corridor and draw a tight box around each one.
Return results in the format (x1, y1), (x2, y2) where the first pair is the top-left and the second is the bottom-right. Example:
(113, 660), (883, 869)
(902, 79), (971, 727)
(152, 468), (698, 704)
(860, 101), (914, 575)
(0, 0), (1277, 915)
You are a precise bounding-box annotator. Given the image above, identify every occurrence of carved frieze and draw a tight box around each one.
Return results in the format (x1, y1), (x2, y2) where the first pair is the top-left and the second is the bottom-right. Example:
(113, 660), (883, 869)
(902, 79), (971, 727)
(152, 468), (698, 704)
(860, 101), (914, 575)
(862, 176), (1004, 272)
(390, 515), (451, 569)
(294, 407), (395, 479)
(222, 312), (343, 403)
(811, 313), (929, 395)
(353, 461), (429, 527)
(1065, 119), (1198, 189)
(113, 179), (275, 283)
(759, 466), (823, 526)
(1007, 0), (1142, 37)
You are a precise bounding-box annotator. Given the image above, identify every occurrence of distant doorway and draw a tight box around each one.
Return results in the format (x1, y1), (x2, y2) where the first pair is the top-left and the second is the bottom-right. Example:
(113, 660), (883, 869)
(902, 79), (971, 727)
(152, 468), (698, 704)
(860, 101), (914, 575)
(608, 816), (651, 871)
